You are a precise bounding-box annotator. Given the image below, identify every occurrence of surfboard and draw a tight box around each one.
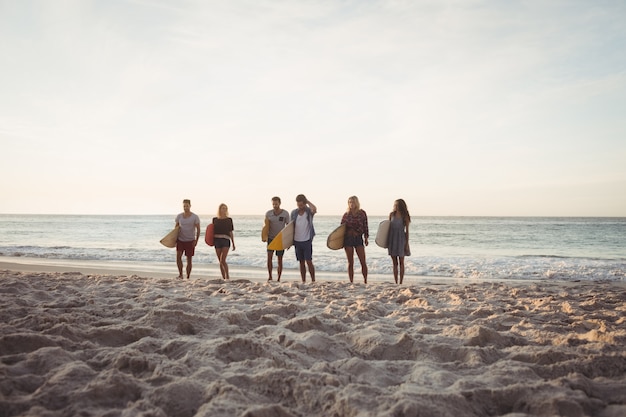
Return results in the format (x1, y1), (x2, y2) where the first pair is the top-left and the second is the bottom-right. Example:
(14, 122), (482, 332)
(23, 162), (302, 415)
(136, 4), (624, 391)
(261, 218), (270, 242)
(375, 220), (391, 248)
(326, 224), (346, 250)
(205, 224), (214, 246)
(267, 221), (294, 251)
(159, 225), (179, 248)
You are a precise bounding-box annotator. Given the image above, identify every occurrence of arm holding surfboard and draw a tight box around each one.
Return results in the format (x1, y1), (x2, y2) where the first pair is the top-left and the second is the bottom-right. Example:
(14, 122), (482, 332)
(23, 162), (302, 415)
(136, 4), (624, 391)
(160, 225), (180, 248)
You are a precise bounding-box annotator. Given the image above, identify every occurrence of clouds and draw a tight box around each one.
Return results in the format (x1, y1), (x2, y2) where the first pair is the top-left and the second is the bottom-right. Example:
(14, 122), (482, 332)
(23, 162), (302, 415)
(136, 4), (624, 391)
(0, 0), (624, 215)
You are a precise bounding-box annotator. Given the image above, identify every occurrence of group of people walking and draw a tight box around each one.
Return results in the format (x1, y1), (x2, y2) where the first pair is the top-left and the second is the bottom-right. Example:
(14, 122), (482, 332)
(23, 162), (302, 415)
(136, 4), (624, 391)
(173, 195), (411, 284)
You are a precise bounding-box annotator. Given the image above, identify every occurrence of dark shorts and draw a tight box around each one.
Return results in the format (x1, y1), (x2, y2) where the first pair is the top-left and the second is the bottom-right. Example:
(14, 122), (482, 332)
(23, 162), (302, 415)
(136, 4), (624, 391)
(344, 235), (364, 248)
(294, 240), (313, 261)
(176, 240), (195, 256)
(267, 238), (285, 257)
(214, 237), (231, 249)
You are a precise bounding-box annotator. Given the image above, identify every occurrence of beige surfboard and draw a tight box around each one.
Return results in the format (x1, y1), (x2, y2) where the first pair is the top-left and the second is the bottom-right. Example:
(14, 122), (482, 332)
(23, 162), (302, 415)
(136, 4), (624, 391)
(160, 225), (179, 248)
(375, 220), (391, 248)
(326, 224), (346, 250)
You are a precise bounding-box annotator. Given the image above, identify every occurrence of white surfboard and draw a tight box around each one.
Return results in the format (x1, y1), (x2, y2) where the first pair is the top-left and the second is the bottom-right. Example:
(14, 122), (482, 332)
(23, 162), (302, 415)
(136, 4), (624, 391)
(326, 224), (346, 250)
(375, 220), (391, 248)
(267, 221), (295, 251)
(160, 226), (179, 248)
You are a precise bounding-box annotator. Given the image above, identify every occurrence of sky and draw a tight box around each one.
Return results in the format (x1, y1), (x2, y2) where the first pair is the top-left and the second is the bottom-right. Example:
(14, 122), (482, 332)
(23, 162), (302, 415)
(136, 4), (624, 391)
(1, 0), (625, 217)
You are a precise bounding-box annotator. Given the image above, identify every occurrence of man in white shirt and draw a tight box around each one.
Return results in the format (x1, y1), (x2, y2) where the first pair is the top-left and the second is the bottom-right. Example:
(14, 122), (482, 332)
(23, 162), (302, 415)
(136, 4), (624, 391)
(290, 194), (317, 283)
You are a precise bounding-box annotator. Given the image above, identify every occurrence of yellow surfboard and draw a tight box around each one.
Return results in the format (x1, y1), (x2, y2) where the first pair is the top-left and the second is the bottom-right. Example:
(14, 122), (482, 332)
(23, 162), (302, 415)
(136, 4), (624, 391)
(159, 225), (179, 248)
(326, 224), (346, 250)
(267, 221), (295, 251)
(261, 218), (270, 242)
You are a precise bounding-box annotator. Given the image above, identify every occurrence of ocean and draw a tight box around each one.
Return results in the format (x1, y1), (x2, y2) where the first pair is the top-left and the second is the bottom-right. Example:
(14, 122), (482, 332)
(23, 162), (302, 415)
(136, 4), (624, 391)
(0, 214), (624, 282)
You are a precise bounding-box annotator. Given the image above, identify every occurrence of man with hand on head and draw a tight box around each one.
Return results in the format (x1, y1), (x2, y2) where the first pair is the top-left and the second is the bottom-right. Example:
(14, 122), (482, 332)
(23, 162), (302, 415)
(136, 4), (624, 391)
(291, 194), (317, 283)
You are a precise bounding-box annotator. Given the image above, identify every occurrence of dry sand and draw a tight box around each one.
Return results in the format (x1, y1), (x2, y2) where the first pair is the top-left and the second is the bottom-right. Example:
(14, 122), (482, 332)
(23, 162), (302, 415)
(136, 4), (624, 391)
(1, 264), (625, 417)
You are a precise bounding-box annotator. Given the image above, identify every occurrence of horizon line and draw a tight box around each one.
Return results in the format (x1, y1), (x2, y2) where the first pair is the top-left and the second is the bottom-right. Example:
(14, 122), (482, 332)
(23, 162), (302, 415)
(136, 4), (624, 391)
(1, 213), (624, 219)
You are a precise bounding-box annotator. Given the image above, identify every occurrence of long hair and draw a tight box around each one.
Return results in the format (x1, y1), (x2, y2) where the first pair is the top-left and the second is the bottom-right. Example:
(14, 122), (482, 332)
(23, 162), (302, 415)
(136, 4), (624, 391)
(217, 203), (229, 218)
(393, 199), (411, 224)
(346, 196), (361, 213)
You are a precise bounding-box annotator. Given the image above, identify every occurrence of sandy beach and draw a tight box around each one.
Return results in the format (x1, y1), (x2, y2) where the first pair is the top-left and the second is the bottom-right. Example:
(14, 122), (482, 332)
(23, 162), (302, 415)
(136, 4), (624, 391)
(1, 262), (625, 417)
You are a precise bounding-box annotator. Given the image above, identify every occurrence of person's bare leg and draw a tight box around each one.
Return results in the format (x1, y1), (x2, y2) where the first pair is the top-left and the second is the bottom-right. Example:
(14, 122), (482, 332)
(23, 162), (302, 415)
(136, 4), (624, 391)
(355, 246), (368, 284)
(186, 256), (192, 279)
(391, 256), (399, 284)
(345, 246), (355, 283)
(221, 248), (230, 279)
(176, 251), (184, 279)
(277, 255), (283, 281)
(267, 251), (273, 281)
(299, 261), (306, 282)
(216, 247), (230, 279)
(307, 260), (315, 282)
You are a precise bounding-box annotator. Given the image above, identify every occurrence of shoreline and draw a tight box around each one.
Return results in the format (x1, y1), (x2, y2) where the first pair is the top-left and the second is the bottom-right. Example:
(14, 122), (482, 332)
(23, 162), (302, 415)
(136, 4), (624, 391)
(0, 255), (463, 285)
(2, 255), (624, 288)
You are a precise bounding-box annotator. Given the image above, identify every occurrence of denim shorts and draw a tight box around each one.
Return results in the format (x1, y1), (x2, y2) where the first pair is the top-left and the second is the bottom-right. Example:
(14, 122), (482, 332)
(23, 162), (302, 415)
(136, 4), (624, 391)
(214, 237), (231, 249)
(344, 235), (364, 248)
(294, 240), (313, 261)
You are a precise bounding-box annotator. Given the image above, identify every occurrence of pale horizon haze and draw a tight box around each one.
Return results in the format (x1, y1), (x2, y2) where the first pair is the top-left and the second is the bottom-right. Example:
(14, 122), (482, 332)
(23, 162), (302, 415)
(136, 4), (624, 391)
(1, 0), (625, 217)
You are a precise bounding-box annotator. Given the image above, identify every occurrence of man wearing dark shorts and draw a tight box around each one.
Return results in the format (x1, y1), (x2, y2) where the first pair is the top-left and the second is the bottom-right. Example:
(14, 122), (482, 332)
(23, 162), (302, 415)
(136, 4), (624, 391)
(291, 194), (317, 283)
(266, 196), (289, 281)
(175, 199), (200, 279)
